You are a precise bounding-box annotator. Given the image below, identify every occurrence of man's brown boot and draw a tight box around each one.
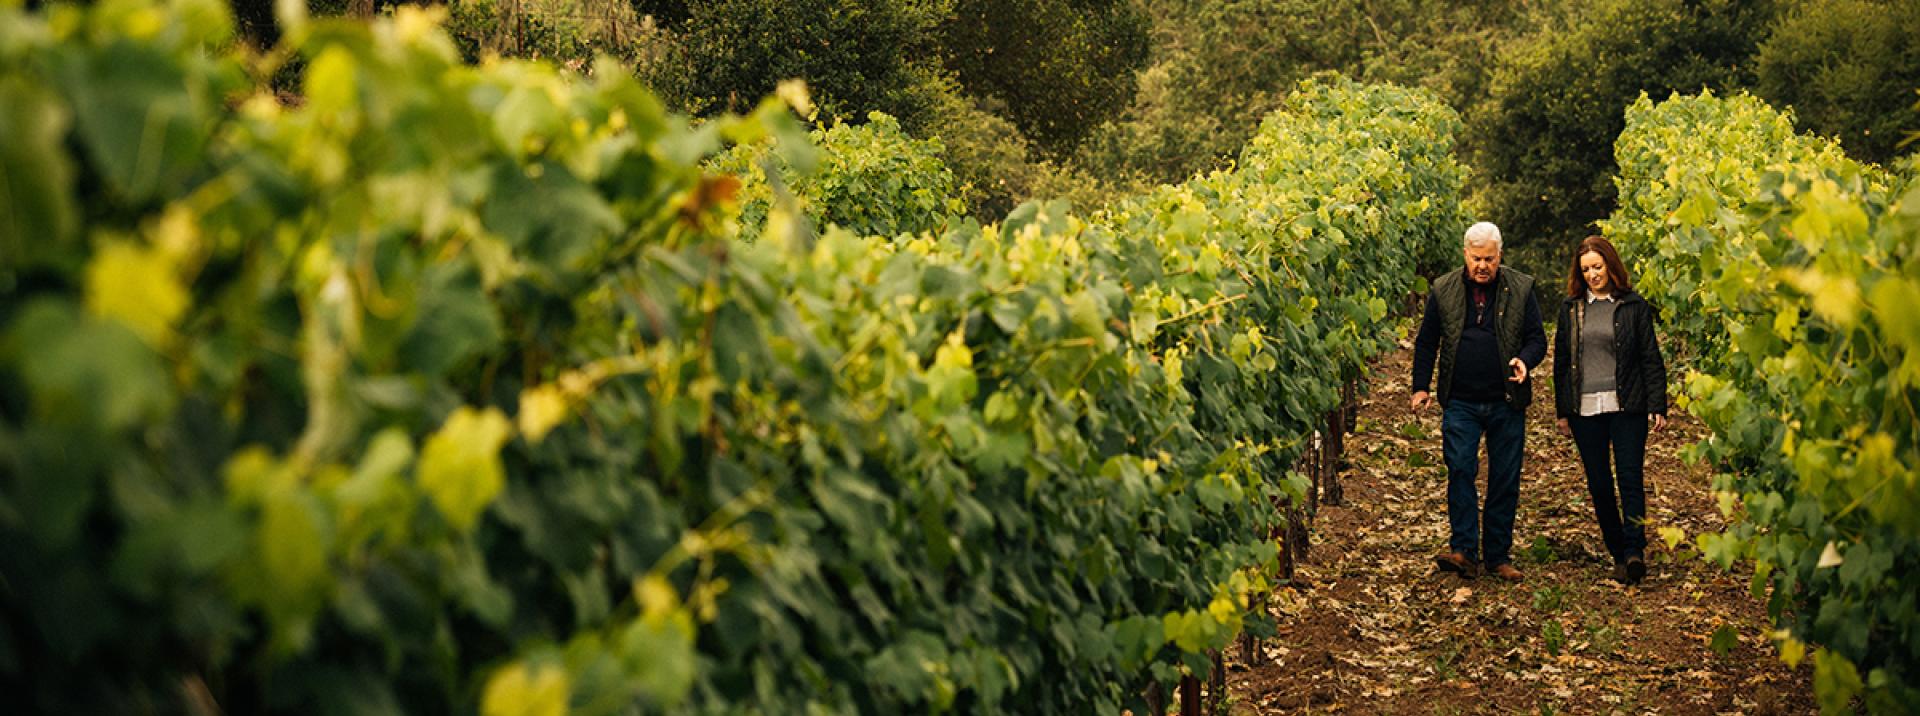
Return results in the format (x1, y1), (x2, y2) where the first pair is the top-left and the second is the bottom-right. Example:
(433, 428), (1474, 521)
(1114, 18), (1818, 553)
(1435, 552), (1478, 578)
(1488, 563), (1525, 582)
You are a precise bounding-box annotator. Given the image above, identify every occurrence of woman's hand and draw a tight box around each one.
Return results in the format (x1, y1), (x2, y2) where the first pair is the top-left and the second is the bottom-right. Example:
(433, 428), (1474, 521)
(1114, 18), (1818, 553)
(1556, 418), (1570, 437)
(1652, 413), (1667, 433)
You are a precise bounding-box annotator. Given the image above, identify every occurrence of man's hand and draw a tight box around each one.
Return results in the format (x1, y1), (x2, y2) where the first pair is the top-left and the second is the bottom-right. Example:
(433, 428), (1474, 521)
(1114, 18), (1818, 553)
(1508, 358), (1528, 383)
(1411, 390), (1432, 412)
(1652, 413), (1668, 433)
(1556, 417), (1570, 437)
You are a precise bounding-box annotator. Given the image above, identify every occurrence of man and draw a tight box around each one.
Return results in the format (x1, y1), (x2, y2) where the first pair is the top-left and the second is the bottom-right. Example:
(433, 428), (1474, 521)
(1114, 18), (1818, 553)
(1410, 222), (1547, 582)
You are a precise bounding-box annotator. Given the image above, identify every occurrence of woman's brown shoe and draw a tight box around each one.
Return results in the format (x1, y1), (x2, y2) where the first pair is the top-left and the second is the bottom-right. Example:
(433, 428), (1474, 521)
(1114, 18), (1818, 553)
(1488, 563), (1525, 582)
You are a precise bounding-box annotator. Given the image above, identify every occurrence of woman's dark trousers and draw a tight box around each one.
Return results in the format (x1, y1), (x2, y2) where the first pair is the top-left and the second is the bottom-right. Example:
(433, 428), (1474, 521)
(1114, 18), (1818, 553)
(1569, 412), (1649, 561)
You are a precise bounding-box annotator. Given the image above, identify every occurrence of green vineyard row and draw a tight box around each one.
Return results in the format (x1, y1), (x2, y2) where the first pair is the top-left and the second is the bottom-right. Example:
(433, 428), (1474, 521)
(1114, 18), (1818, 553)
(1605, 90), (1920, 712)
(0, 1), (1462, 712)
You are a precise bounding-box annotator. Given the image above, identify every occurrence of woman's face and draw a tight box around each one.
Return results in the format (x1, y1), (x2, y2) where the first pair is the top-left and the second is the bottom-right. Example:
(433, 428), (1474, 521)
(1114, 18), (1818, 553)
(1580, 251), (1610, 293)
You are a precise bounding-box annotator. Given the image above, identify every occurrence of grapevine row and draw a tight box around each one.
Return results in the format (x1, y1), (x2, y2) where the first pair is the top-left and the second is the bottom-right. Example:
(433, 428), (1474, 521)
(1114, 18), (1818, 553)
(0, 2), (1462, 712)
(1604, 90), (1920, 711)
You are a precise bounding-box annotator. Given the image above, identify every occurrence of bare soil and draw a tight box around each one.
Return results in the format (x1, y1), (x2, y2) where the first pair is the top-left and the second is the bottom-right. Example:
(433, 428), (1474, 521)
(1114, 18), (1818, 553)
(1224, 343), (1815, 715)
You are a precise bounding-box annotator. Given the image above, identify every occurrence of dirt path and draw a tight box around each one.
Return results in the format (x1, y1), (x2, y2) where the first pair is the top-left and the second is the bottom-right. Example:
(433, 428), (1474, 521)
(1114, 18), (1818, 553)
(1225, 343), (1815, 715)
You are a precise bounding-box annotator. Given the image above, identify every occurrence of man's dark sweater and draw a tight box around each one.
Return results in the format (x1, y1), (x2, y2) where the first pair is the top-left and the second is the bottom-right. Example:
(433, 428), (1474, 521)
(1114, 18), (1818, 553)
(1412, 272), (1546, 403)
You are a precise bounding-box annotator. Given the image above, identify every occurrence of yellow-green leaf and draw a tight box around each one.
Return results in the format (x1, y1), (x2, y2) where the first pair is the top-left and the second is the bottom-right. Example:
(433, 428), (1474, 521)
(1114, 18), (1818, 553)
(1659, 526), (1688, 550)
(1790, 269), (1861, 329)
(1869, 277), (1920, 351)
(517, 384), (569, 443)
(418, 406), (512, 532)
(1207, 595), (1237, 625)
(481, 661), (570, 716)
(260, 492), (328, 597)
(305, 46), (358, 118)
(223, 445), (296, 504)
(1771, 308), (1799, 340)
(1777, 632), (1806, 668)
(85, 240), (188, 347)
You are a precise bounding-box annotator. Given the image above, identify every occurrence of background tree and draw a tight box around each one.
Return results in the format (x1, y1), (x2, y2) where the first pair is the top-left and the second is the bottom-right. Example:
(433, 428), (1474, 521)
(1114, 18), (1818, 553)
(1467, 0), (1775, 258)
(1753, 0), (1920, 166)
(230, 0), (280, 47)
(1072, 0), (1535, 189)
(633, 0), (952, 126)
(940, 0), (1151, 153)
(1071, 0), (1380, 188)
(467, 0), (1912, 251)
(446, 0), (666, 69)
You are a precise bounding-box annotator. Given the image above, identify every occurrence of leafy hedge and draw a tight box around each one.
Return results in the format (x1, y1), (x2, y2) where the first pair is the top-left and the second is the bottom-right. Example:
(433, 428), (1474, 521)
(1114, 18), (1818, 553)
(710, 110), (963, 241)
(1604, 91), (1920, 713)
(0, 1), (1463, 713)
(1097, 75), (1466, 431)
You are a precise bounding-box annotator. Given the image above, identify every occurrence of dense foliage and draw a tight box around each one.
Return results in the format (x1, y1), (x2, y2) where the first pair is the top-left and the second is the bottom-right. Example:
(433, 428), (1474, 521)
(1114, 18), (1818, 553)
(1095, 76), (1468, 447)
(1075, 0), (1532, 191)
(915, 89), (1107, 221)
(1605, 91), (1920, 713)
(1752, 0), (1920, 167)
(409, 0), (1920, 249)
(445, 0), (665, 71)
(630, 0), (950, 125)
(939, 0), (1150, 152)
(1472, 0), (1770, 252)
(613, 0), (1148, 219)
(710, 111), (964, 242)
(0, 1), (1466, 713)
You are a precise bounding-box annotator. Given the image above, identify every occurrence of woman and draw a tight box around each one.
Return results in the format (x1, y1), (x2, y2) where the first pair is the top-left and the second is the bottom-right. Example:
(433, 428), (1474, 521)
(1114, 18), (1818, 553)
(1553, 236), (1668, 585)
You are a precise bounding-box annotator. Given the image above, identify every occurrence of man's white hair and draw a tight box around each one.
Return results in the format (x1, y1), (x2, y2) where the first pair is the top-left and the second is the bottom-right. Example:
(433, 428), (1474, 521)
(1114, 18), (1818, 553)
(1464, 221), (1502, 249)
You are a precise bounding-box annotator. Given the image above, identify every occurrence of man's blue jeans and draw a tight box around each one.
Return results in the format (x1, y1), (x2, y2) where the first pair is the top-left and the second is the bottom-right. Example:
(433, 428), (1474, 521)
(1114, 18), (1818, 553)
(1441, 399), (1525, 567)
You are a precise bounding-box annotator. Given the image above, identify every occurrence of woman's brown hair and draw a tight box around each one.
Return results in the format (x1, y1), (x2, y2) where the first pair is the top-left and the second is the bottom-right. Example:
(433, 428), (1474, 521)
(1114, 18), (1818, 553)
(1566, 235), (1633, 298)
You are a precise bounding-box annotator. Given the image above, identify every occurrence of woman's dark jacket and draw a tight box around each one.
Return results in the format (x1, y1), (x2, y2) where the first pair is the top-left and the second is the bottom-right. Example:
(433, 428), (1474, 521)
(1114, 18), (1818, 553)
(1553, 289), (1669, 418)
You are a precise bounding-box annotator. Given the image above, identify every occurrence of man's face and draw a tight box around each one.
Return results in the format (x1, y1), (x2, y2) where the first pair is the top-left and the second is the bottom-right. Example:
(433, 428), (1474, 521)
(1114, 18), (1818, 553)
(1465, 241), (1500, 284)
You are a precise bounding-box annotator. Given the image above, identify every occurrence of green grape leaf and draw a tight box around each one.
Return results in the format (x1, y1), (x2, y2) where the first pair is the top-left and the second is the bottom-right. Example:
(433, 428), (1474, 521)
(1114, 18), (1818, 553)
(0, 76), (76, 259)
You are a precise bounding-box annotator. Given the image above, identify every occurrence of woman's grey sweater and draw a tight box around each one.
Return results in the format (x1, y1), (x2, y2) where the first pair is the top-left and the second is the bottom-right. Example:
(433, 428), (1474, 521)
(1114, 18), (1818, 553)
(1580, 297), (1619, 395)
